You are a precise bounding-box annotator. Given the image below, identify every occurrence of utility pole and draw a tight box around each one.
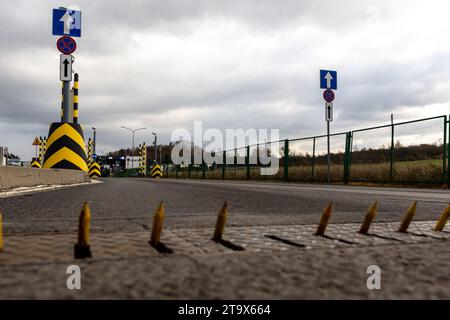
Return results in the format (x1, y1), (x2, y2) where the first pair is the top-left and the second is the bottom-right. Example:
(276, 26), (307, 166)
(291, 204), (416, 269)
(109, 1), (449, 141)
(152, 132), (157, 163)
(121, 126), (146, 176)
(92, 127), (96, 155)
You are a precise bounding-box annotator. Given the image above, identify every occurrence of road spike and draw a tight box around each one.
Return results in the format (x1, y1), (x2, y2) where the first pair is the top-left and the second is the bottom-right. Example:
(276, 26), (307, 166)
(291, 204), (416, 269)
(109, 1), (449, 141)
(212, 202), (228, 242)
(0, 211), (4, 252)
(398, 201), (417, 233)
(150, 201), (165, 246)
(315, 202), (333, 236)
(359, 201), (378, 235)
(434, 204), (450, 232)
(74, 202), (92, 259)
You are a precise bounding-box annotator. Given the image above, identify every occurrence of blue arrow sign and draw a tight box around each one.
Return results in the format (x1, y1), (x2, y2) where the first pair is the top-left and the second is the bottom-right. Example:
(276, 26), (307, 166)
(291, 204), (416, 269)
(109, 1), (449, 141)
(52, 8), (81, 37)
(320, 70), (337, 90)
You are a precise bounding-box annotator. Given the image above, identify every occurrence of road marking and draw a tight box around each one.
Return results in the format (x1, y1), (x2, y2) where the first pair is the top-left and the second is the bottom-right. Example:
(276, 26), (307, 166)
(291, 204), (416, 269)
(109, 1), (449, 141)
(0, 180), (103, 198)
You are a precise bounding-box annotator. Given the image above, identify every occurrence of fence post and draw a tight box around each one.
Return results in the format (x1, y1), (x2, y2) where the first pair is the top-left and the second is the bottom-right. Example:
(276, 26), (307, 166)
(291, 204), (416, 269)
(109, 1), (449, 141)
(234, 148), (237, 179)
(283, 139), (289, 182)
(311, 137), (316, 182)
(447, 115), (450, 187)
(202, 163), (206, 179)
(246, 145), (250, 180)
(443, 116), (447, 183)
(343, 132), (351, 184)
(389, 119), (395, 182)
(188, 164), (191, 179)
(348, 132), (353, 181)
(175, 165), (179, 178)
(222, 151), (226, 180)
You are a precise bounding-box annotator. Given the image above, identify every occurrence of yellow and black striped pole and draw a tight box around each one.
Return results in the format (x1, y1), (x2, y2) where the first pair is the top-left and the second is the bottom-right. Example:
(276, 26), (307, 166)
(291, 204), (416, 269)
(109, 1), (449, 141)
(73, 74), (79, 124)
(87, 138), (93, 166)
(60, 81), (64, 123)
(138, 146), (141, 175)
(142, 142), (147, 176)
(38, 136), (44, 165)
(41, 137), (47, 166)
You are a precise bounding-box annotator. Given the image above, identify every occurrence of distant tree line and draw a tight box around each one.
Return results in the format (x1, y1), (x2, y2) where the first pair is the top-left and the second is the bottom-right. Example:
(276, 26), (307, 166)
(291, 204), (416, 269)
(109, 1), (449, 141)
(286, 142), (444, 166)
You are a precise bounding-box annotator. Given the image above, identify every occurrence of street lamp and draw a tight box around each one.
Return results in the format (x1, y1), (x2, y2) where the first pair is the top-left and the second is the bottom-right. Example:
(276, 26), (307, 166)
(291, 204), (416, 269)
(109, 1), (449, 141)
(121, 126), (146, 176)
(91, 127), (96, 155)
(152, 132), (157, 163)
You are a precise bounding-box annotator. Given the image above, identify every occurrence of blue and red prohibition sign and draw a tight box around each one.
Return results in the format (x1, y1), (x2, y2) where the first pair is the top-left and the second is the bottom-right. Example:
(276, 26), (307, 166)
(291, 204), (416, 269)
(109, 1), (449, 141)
(57, 36), (77, 54)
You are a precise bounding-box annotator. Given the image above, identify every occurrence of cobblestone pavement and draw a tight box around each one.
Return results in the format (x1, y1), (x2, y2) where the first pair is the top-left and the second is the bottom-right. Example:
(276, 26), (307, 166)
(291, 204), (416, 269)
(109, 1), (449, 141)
(0, 220), (448, 299)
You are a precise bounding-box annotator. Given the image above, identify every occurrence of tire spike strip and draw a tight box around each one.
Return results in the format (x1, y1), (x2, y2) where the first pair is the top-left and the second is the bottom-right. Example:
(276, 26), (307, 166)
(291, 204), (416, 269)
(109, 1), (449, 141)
(434, 204), (450, 232)
(74, 202), (92, 259)
(398, 201), (417, 233)
(315, 202), (333, 236)
(213, 202), (228, 242)
(359, 201), (378, 235)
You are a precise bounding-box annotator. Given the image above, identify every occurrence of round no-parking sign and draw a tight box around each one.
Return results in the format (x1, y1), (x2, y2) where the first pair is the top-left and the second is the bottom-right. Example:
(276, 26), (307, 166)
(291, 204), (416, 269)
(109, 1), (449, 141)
(323, 89), (335, 103)
(57, 36), (77, 54)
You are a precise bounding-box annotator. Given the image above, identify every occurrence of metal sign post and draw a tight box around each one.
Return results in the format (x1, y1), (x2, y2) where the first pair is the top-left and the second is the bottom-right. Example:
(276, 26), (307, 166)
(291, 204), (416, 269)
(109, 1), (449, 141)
(320, 70), (337, 184)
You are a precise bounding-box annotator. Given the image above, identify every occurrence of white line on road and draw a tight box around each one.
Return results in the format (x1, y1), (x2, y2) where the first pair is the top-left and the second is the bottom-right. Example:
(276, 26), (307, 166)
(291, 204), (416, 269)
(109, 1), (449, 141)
(0, 179), (103, 198)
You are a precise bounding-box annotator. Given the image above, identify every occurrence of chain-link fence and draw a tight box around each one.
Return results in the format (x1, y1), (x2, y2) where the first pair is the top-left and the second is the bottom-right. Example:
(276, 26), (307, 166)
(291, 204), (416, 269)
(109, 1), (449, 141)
(164, 115), (449, 185)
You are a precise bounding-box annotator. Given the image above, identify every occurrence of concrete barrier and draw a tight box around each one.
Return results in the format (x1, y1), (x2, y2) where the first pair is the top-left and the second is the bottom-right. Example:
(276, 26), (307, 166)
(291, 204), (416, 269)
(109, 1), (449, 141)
(0, 166), (89, 190)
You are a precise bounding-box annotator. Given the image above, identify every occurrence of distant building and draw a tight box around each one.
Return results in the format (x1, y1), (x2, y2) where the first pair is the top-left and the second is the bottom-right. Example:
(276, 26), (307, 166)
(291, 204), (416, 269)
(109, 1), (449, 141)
(0, 147), (7, 166)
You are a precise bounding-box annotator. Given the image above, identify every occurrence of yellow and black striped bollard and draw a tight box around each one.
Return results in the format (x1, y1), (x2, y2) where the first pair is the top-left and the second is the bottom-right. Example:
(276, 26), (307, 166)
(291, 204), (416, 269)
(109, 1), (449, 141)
(151, 162), (163, 178)
(43, 122), (88, 171)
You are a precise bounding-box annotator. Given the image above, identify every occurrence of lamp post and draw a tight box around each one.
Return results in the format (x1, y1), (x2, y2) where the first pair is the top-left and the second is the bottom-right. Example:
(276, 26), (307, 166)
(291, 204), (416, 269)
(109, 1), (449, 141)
(91, 127), (96, 155)
(121, 126), (146, 176)
(152, 132), (157, 163)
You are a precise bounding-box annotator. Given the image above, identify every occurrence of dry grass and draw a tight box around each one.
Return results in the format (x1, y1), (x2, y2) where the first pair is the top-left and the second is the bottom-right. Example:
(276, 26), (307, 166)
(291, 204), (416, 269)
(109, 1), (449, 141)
(164, 159), (445, 184)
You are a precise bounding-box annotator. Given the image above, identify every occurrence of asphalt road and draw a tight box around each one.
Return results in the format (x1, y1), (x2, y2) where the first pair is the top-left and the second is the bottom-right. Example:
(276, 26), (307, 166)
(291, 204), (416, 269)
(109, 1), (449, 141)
(1, 178), (449, 299)
(1, 178), (449, 233)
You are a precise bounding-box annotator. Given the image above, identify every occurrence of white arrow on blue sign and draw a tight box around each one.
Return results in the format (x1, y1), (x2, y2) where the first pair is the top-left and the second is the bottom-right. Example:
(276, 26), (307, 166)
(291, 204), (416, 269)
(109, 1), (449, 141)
(52, 8), (81, 37)
(320, 70), (337, 90)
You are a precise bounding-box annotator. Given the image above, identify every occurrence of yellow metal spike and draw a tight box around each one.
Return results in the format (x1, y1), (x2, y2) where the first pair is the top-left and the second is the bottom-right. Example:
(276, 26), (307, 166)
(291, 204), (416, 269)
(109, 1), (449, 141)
(434, 204), (450, 232)
(213, 202), (228, 242)
(77, 202), (91, 246)
(315, 202), (333, 236)
(359, 201), (378, 235)
(398, 201), (417, 233)
(150, 201), (165, 246)
(0, 211), (4, 252)
(74, 202), (92, 259)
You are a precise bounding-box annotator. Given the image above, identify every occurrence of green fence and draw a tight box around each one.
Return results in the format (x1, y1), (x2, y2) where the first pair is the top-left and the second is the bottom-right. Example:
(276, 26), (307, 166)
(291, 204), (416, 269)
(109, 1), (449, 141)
(164, 115), (449, 185)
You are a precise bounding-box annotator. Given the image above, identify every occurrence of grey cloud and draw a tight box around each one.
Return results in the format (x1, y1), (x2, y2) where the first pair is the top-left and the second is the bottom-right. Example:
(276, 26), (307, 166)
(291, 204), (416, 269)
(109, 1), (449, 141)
(1, 0), (450, 160)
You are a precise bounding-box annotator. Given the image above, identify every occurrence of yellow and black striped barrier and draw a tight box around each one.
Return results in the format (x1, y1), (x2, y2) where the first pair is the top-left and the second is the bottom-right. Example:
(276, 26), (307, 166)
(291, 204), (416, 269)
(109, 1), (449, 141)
(43, 122), (88, 171)
(151, 163), (162, 178)
(30, 158), (41, 168)
(89, 161), (101, 177)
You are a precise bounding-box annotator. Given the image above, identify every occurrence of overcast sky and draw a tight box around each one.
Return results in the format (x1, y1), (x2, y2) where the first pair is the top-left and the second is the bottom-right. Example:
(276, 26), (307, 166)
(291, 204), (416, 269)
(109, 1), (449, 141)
(1, 0), (450, 160)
